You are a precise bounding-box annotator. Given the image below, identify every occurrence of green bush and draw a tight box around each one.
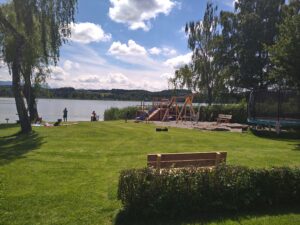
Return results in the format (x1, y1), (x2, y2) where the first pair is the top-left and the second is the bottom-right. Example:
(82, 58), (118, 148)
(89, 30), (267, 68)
(104, 106), (137, 121)
(118, 166), (300, 218)
(198, 101), (247, 123)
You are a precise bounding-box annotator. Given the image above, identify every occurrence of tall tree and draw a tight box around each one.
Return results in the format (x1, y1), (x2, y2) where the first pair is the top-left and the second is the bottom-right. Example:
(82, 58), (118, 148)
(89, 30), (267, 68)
(171, 64), (193, 90)
(0, 0), (77, 133)
(220, 0), (285, 90)
(174, 1), (220, 105)
(268, 0), (300, 88)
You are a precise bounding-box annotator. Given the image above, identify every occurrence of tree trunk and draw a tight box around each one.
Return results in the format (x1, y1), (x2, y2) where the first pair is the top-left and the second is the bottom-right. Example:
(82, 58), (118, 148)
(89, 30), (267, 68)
(207, 86), (213, 106)
(12, 61), (32, 133)
(0, 9), (32, 133)
(23, 69), (39, 122)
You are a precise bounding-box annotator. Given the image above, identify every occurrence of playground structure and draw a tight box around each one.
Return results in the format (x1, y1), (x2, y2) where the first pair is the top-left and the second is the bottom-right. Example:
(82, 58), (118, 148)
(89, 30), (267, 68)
(136, 94), (196, 123)
(247, 89), (300, 129)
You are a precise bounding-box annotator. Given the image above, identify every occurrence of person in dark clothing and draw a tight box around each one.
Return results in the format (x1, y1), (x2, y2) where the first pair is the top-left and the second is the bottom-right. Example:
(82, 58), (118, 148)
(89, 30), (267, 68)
(125, 111), (129, 123)
(91, 111), (97, 121)
(63, 108), (68, 122)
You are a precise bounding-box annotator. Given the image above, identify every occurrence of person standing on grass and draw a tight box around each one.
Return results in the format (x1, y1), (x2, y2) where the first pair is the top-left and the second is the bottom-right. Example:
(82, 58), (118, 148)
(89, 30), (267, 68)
(91, 111), (97, 121)
(63, 108), (68, 122)
(125, 110), (129, 123)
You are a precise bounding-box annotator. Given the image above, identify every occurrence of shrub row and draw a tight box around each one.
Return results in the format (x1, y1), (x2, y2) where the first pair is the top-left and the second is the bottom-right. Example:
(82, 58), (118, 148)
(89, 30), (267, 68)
(198, 101), (247, 123)
(104, 102), (247, 123)
(104, 106), (137, 121)
(118, 166), (300, 218)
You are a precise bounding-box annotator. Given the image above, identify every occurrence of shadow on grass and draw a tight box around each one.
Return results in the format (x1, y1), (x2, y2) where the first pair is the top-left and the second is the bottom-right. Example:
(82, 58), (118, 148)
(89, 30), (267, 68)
(250, 129), (300, 141)
(0, 131), (44, 166)
(115, 206), (300, 225)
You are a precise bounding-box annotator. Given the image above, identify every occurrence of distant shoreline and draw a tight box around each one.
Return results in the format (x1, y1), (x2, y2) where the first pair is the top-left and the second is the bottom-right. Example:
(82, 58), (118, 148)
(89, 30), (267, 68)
(0, 97), (151, 102)
(0, 86), (192, 102)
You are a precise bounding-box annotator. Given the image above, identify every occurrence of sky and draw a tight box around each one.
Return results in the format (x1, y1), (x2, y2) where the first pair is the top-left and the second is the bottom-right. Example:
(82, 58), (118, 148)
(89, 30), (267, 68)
(0, 0), (235, 91)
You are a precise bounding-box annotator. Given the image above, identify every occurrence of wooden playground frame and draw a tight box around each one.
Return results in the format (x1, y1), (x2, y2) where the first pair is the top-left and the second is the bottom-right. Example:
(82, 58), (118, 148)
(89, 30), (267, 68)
(144, 94), (196, 123)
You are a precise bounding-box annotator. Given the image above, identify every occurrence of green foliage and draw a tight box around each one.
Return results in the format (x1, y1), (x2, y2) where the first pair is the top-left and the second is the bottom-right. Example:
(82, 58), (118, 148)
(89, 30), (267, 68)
(0, 0), (78, 133)
(199, 101), (247, 123)
(174, 2), (220, 105)
(268, 1), (300, 88)
(219, 0), (284, 90)
(0, 122), (300, 224)
(118, 166), (300, 218)
(104, 107), (137, 121)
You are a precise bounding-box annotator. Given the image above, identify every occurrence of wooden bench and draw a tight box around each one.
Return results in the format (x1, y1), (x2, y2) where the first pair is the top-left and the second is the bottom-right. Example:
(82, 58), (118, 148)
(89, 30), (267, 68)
(217, 114), (232, 123)
(147, 152), (227, 169)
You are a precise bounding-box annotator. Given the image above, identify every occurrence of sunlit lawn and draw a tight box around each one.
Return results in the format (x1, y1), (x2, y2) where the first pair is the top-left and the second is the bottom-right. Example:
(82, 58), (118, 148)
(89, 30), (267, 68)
(0, 121), (299, 225)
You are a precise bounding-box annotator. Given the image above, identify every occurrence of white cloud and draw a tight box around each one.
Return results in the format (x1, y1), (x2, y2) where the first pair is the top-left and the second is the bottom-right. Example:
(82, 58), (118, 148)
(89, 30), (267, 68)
(107, 73), (129, 84)
(70, 22), (111, 44)
(149, 47), (177, 56)
(160, 73), (173, 79)
(28, 42), (188, 91)
(50, 66), (68, 81)
(162, 47), (177, 56)
(164, 52), (192, 69)
(78, 76), (100, 83)
(149, 47), (162, 55)
(0, 41), (189, 91)
(108, 0), (176, 31)
(108, 40), (147, 56)
(63, 60), (80, 71)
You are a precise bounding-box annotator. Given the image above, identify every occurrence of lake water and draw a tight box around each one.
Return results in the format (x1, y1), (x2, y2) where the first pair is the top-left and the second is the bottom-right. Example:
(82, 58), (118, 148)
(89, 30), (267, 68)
(0, 98), (146, 123)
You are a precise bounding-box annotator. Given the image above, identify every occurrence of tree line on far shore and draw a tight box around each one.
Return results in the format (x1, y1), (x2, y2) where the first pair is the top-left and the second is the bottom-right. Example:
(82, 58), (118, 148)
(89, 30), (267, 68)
(0, 86), (194, 102)
(0, 85), (247, 103)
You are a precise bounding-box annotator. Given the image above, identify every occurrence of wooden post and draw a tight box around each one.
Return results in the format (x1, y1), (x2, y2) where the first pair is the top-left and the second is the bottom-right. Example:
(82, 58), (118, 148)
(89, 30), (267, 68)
(215, 152), (221, 166)
(156, 154), (161, 170)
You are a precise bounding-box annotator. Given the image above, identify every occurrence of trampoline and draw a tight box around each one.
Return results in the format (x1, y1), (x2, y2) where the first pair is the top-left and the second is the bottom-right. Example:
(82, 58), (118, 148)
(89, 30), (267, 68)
(247, 89), (300, 128)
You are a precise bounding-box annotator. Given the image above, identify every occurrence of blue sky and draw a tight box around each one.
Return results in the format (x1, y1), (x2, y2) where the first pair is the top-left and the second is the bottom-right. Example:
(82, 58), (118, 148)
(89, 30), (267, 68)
(0, 0), (235, 91)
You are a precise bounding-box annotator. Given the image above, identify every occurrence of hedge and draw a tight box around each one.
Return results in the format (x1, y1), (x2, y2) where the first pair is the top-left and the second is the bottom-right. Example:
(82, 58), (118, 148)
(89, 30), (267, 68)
(104, 106), (137, 121)
(118, 166), (300, 218)
(198, 101), (247, 123)
(104, 102), (247, 123)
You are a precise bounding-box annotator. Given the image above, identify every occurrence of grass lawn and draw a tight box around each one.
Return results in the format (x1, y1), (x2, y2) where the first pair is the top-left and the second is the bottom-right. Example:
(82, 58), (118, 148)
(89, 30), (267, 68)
(0, 121), (299, 225)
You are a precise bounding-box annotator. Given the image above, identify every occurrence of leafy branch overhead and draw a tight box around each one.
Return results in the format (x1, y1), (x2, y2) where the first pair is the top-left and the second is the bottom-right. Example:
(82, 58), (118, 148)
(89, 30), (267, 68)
(0, 0), (78, 133)
(173, 0), (299, 104)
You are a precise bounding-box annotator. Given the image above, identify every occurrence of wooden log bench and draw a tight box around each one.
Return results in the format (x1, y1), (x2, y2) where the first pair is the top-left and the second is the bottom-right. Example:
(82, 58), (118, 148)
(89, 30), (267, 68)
(147, 152), (227, 169)
(217, 114), (232, 123)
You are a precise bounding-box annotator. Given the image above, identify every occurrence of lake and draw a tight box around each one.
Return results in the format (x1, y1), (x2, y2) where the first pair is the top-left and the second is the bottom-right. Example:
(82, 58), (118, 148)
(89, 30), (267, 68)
(0, 98), (146, 123)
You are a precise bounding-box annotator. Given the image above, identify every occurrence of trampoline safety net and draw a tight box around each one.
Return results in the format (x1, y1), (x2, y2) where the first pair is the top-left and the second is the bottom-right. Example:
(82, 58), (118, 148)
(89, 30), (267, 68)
(248, 89), (300, 127)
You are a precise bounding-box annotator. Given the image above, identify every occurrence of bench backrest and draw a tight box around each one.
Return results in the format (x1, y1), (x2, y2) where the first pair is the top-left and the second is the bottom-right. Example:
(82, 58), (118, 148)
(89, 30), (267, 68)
(218, 114), (232, 119)
(147, 152), (227, 169)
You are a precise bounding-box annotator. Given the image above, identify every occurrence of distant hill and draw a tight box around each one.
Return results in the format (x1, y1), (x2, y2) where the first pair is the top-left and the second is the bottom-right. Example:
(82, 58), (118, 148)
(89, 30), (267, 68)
(0, 81), (12, 86)
(0, 85), (192, 101)
(0, 85), (245, 103)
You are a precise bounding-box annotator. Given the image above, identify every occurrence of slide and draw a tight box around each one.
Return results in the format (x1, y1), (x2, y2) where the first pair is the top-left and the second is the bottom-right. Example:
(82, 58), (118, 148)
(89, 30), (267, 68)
(147, 108), (161, 121)
(135, 112), (148, 121)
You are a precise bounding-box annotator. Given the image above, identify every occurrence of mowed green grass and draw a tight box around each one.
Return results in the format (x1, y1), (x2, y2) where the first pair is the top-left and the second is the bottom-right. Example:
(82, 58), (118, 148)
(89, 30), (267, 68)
(0, 121), (299, 225)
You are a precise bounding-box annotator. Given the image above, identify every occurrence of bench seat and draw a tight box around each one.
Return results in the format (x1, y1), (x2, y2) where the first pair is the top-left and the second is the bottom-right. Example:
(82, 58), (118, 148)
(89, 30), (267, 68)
(217, 114), (232, 123)
(147, 152), (227, 169)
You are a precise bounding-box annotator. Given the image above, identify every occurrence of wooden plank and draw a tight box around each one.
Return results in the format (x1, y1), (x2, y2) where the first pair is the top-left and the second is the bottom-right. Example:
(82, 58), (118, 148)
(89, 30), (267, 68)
(147, 152), (227, 168)
(148, 160), (219, 168)
(218, 114), (232, 119)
